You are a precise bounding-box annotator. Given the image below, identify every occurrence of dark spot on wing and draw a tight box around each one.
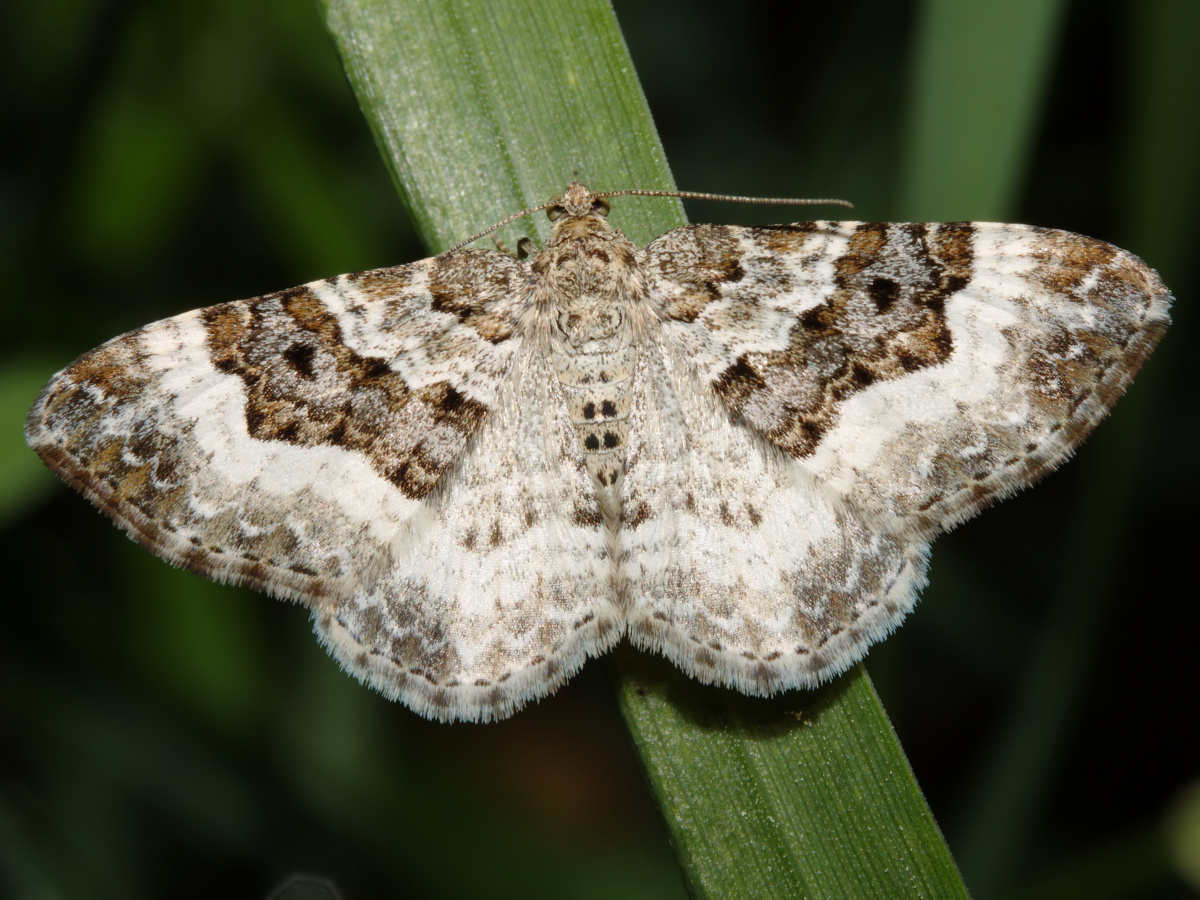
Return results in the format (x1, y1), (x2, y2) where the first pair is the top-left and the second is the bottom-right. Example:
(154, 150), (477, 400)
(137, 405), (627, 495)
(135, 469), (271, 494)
(282, 343), (317, 378)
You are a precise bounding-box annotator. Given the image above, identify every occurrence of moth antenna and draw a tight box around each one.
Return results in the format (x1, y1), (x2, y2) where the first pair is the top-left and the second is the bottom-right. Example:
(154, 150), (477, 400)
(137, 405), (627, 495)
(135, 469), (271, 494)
(444, 188), (854, 254)
(593, 188), (854, 209)
(445, 200), (553, 253)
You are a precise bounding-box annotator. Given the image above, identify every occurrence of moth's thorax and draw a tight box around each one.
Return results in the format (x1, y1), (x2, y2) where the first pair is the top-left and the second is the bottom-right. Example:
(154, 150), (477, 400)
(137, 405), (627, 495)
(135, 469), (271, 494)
(533, 215), (645, 315)
(534, 210), (643, 497)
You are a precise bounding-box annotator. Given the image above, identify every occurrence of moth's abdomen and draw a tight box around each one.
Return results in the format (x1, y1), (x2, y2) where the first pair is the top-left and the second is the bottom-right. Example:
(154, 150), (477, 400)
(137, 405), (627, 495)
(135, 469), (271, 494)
(551, 342), (636, 492)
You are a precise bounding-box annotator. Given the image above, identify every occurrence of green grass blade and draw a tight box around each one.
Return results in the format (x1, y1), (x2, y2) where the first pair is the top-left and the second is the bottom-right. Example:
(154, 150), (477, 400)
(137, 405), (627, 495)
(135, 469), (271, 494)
(323, 0), (679, 251)
(321, 1), (968, 896)
(615, 649), (969, 898)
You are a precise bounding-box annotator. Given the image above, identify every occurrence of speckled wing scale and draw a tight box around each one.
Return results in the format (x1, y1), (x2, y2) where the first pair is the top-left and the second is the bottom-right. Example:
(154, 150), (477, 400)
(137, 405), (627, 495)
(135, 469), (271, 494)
(26, 181), (1171, 721)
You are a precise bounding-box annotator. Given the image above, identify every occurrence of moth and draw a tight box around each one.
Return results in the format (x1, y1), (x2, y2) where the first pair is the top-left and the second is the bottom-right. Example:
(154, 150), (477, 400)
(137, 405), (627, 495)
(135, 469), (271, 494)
(26, 182), (1171, 721)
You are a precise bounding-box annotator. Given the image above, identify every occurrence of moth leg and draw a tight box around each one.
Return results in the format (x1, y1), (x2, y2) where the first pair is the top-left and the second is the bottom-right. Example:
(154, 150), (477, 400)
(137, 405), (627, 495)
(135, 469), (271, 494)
(491, 234), (539, 259)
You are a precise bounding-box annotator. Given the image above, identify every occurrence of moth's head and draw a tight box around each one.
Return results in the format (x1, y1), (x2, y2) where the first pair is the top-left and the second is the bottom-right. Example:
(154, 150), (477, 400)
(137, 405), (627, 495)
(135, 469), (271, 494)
(546, 181), (611, 223)
(444, 182), (618, 254)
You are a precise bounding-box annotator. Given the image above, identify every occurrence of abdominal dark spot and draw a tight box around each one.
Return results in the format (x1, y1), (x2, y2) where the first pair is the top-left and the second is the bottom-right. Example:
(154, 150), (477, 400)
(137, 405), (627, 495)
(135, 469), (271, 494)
(583, 402), (596, 419)
(603, 432), (618, 449)
(600, 400), (617, 417)
(585, 434), (600, 451)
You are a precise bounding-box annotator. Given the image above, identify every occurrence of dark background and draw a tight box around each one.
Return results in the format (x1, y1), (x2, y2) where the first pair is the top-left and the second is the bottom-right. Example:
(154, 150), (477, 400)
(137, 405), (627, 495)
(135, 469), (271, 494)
(2, 1), (1196, 898)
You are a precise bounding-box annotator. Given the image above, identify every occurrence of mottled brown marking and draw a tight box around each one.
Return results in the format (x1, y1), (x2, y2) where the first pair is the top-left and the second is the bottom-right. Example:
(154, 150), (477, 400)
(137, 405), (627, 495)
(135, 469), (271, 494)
(392, 252), (520, 345)
(625, 501), (652, 529)
(203, 287), (489, 500)
(755, 221), (820, 254)
(651, 224), (747, 322)
(713, 222), (971, 457)
(1027, 228), (1118, 296)
(713, 356), (768, 405)
(572, 502), (604, 529)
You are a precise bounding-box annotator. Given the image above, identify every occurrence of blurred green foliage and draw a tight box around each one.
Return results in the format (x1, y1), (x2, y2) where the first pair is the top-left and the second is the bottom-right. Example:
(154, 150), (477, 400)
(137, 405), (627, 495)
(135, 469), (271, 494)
(2, 1), (1197, 898)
